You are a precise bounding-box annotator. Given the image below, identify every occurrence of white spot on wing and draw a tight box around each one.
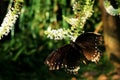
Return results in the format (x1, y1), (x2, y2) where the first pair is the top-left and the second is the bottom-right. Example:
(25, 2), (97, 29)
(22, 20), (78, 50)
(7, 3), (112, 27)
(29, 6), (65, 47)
(91, 52), (100, 63)
(56, 65), (59, 70)
(66, 66), (80, 74)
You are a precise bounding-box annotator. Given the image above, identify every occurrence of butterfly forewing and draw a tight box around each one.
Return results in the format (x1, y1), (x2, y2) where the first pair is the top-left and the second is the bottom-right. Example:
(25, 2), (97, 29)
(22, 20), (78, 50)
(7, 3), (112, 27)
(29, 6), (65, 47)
(75, 32), (103, 63)
(45, 32), (103, 74)
(75, 32), (102, 46)
(45, 43), (83, 74)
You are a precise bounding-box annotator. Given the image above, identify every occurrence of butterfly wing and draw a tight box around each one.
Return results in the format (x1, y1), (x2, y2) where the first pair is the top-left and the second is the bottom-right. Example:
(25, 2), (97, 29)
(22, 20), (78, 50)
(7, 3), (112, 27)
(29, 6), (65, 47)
(75, 32), (103, 63)
(45, 43), (83, 74)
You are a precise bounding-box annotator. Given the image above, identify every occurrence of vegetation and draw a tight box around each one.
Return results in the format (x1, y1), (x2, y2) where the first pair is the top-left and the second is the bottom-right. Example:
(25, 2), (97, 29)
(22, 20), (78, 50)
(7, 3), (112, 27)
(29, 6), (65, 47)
(0, 0), (120, 80)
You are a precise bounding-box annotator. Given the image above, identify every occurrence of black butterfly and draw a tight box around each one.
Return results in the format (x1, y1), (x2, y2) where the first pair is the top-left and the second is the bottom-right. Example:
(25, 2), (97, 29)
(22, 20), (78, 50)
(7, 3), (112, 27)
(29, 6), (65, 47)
(44, 32), (103, 74)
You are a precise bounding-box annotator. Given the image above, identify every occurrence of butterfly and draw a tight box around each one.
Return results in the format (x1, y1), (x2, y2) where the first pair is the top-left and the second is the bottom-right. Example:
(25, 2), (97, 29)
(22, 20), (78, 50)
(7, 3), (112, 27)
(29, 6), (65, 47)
(44, 32), (103, 74)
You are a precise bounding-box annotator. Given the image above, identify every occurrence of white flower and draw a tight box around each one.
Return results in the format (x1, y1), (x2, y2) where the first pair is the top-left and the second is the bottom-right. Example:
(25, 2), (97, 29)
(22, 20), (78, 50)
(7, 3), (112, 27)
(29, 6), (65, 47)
(45, 26), (69, 40)
(0, 9), (16, 39)
(105, 6), (120, 16)
(63, 16), (79, 27)
(45, 0), (93, 41)
(0, 1), (23, 39)
(104, 0), (120, 16)
(45, 26), (80, 41)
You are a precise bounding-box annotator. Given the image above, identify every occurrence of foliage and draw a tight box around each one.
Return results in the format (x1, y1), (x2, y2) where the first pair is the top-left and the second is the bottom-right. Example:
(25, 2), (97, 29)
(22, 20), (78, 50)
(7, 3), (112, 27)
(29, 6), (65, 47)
(0, 0), (114, 80)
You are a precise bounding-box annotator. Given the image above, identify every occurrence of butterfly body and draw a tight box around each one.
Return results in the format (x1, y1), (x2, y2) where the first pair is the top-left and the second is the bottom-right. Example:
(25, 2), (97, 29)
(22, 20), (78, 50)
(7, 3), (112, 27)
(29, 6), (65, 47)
(45, 32), (103, 74)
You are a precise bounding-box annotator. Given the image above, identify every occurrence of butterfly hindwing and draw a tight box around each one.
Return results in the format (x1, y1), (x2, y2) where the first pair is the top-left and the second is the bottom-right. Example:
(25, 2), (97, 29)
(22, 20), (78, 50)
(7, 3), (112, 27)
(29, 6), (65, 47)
(45, 43), (83, 74)
(45, 32), (103, 74)
(75, 32), (103, 63)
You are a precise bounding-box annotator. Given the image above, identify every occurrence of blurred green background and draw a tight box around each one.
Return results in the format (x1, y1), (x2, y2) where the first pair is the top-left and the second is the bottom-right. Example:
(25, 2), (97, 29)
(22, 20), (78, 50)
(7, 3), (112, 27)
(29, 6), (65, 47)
(0, 0), (114, 80)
